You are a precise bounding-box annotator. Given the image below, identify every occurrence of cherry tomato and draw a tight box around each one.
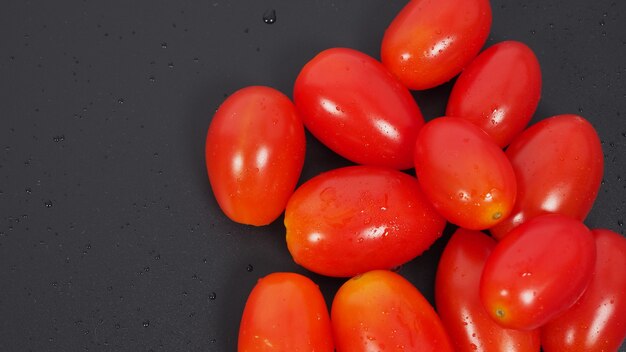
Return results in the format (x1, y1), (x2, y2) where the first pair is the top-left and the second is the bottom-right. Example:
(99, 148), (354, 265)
(446, 41), (542, 147)
(332, 270), (454, 352)
(489, 114), (603, 239)
(413, 117), (516, 230)
(293, 47), (424, 170)
(238, 272), (334, 351)
(205, 86), (306, 226)
(285, 166), (446, 277)
(480, 214), (596, 331)
(436, 228), (541, 351)
(541, 229), (626, 352)
(381, 0), (492, 90)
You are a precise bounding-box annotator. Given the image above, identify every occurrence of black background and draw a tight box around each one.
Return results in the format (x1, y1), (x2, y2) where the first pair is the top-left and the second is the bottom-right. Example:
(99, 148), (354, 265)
(1, 0), (625, 351)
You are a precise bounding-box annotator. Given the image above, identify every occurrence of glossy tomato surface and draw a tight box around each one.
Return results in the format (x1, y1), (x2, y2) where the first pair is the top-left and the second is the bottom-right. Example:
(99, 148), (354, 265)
(293, 47), (423, 170)
(413, 117), (516, 230)
(332, 270), (454, 352)
(480, 214), (596, 331)
(436, 228), (540, 352)
(205, 86), (305, 226)
(381, 0), (492, 90)
(238, 272), (334, 352)
(285, 166), (446, 277)
(490, 114), (603, 239)
(541, 229), (626, 352)
(446, 41), (542, 147)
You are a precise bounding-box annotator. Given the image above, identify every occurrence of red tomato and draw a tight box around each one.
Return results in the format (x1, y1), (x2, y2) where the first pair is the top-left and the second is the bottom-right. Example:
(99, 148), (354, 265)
(205, 86), (305, 226)
(413, 117), (517, 230)
(332, 270), (454, 352)
(293, 47), (424, 170)
(541, 229), (626, 352)
(489, 114), (603, 240)
(285, 166), (446, 277)
(381, 0), (492, 90)
(480, 214), (596, 331)
(446, 41), (542, 147)
(238, 272), (334, 351)
(436, 228), (541, 351)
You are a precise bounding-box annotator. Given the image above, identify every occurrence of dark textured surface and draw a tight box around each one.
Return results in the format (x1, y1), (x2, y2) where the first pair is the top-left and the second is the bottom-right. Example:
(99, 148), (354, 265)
(1, 0), (625, 351)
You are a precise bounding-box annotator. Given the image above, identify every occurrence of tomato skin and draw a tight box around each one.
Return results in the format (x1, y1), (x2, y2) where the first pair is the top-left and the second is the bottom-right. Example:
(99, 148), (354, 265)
(446, 41), (542, 147)
(480, 214), (596, 331)
(238, 272), (334, 352)
(285, 166), (446, 277)
(332, 270), (454, 352)
(436, 228), (541, 352)
(205, 86), (305, 226)
(489, 114), (603, 239)
(541, 229), (626, 352)
(413, 117), (517, 230)
(293, 47), (424, 170)
(381, 0), (492, 90)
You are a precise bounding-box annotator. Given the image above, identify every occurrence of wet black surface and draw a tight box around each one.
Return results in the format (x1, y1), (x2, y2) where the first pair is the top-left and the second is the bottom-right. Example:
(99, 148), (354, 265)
(1, 0), (625, 351)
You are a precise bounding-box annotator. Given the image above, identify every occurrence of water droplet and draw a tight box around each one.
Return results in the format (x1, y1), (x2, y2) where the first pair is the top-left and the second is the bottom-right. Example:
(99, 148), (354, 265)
(167, 62), (174, 68)
(25, 188), (32, 194)
(160, 42), (167, 48)
(142, 320), (150, 327)
(149, 75), (156, 82)
(600, 19), (605, 26)
(154, 254), (160, 260)
(44, 200), (53, 208)
(246, 264), (254, 272)
(53, 135), (65, 142)
(117, 98), (124, 104)
(144, 266), (150, 272)
(619, 220), (624, 227)
(263, 9), (276, 24)
(209, 292), (217, 300)
(530, 29), (536, 35)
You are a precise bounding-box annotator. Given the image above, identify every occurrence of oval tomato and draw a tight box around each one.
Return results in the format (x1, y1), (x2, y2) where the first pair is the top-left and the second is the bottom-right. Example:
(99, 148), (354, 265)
(489, 114), (603, 239)
(436, 228), (541, 352)
(413, 117), (517, 230)
(480, 214), (596, 331)
(293, 47), (424, 170)
(285, 166), (446, 277)
(446, 41), (542, 147)
(381, 0), (492, 90)
(205, 86), (305, 226)
(238, 272), (334, 351)
(541, 229), (626, 352)
(332, 270), (454, 352)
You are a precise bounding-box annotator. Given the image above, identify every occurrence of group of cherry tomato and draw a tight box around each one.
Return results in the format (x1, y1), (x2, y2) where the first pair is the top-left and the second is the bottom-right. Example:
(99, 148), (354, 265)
(205, 0), (626, 350)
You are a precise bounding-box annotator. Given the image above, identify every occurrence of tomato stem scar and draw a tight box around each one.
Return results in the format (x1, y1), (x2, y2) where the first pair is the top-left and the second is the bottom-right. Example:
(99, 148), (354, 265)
(495, 308), (505, 319)
(492, 211), (502, 220)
